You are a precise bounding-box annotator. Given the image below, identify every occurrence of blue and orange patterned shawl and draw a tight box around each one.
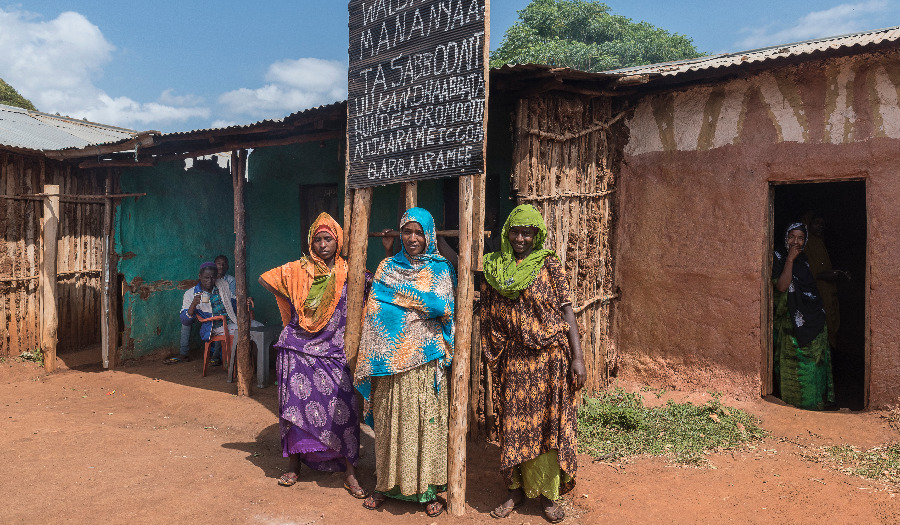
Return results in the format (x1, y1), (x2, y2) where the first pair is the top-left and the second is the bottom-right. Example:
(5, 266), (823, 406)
(354, 207), (456, 404)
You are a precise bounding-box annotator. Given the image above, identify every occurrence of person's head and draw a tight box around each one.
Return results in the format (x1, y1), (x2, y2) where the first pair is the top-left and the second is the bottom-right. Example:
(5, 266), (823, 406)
(214, 255), (229, 278)
(809, 214), (826, 238)
(398, 207), (436, 259)
(508, 225), (539, 259)
(199, 262), (217, 291)
(311, 226), (338, 261)
(307, 212), (344, 263)
(784, 222), (808, 251)
(502, 204), (548, 259)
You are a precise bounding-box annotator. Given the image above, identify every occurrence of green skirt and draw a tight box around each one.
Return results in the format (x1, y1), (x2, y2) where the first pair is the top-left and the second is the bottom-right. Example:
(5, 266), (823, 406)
(773, 293), (834, 410)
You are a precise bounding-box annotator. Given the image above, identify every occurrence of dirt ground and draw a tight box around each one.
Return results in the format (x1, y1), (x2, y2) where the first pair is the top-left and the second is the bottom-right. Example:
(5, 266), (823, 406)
(3, 354), (900, 525)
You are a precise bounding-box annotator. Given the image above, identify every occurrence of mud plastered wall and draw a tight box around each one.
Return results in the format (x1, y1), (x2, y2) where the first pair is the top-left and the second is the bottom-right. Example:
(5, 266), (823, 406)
(616, 49), (900, 404)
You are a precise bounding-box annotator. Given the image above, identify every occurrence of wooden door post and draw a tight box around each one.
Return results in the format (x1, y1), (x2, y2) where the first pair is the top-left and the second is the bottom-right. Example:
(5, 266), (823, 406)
(344, 187), (373, 371)
(448, 174), (475, 516)
(232, 150), (253, 396)
(41, 184), (60, 372)
(101, 172), (119, 369)
(403, 181), (417, 209)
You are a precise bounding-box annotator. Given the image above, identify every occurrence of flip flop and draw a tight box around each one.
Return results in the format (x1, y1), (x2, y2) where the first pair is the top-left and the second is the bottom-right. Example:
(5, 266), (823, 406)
(424, 499), (445, 518)
(277, 472), (299, 487)
(363, 493), (387, 510)
(343, 482), (368, 499)
(490, 499), (524, 519)
(164, 355), (190, 364)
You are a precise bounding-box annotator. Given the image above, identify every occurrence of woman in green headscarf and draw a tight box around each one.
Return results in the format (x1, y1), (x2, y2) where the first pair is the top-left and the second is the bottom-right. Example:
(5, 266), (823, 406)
(480, 204), (586, 524)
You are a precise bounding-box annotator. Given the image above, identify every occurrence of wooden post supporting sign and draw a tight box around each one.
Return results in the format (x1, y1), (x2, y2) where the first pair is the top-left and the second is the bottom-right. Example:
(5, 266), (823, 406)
(448, 174), (475, 515)
(344, 187), (373, 372)
(41, 185), (60, 372)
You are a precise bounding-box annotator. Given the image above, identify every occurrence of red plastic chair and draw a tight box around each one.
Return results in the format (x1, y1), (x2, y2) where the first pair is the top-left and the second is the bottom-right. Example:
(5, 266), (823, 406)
(197, 315), (233, 377)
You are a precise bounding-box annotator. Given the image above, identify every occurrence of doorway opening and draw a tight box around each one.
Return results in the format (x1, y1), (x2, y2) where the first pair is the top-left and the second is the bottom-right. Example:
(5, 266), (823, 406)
(771, 181), (866, 410)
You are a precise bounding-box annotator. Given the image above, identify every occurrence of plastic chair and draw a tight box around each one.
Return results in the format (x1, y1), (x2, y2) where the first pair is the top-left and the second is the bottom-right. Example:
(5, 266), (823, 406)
(197, 315), (233, 377)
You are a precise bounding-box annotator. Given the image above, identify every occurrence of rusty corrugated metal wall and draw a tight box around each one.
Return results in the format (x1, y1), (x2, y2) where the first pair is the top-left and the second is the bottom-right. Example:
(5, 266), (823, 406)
(0, 152), (104, 357)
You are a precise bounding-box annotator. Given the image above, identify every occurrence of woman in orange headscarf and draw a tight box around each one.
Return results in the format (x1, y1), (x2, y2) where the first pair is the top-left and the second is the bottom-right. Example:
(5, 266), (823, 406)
(259, 212), (366, 498)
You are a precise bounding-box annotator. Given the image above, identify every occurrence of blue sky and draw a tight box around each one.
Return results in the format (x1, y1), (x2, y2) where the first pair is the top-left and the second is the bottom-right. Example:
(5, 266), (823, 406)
(2, 0), (897, 132)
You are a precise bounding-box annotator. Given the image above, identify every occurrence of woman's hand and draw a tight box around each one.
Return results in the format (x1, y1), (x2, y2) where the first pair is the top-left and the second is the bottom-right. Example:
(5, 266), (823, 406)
(786, 243), (803, 262)
(381, 229), (396, 255)
(569, 357), (587, 390)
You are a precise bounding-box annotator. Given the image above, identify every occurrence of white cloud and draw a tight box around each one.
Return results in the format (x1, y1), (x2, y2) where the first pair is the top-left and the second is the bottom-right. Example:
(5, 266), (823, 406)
(735, 1), (890, 50)
(0, 8), (208, 128)
(218, 58), (346, 119)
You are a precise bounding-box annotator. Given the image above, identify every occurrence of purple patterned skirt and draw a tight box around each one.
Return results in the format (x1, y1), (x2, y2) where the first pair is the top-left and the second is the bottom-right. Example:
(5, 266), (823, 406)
(276, 289), (360, 471)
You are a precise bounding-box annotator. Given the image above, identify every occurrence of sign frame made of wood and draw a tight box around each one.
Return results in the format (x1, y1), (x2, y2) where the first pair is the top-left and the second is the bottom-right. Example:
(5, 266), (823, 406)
(347, 0), (488, 189)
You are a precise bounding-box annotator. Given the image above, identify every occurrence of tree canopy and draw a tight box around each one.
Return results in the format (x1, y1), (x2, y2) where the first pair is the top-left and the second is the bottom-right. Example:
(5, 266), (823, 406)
(0, 78), (36, 111)
(490, 0), (703, 73)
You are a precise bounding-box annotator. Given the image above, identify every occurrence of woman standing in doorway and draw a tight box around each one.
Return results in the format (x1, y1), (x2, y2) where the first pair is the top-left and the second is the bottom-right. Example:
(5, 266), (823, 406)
(772, 222), (835, 410)
(258, 212), (366, 498)
(356, 207), (456, 518)
(480, 204), (585, 524)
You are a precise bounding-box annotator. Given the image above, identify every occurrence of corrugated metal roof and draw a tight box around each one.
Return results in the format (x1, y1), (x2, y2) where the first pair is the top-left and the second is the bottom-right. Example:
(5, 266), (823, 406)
(0, 104), (136, 152)
(151, 101), (346, 140)
(604, 25), (900, 77)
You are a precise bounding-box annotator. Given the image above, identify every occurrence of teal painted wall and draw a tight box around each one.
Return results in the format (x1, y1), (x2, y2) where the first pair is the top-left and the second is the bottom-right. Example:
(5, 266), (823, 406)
(117, 160), (235, 357)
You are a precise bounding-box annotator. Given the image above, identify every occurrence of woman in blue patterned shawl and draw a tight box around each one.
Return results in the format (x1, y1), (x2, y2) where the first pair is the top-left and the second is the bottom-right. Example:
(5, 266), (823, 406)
(356, 207), (456, 518)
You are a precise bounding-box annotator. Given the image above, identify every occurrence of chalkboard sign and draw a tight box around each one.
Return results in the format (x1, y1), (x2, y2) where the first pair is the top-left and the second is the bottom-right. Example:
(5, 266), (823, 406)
(348, 0), (488, 188)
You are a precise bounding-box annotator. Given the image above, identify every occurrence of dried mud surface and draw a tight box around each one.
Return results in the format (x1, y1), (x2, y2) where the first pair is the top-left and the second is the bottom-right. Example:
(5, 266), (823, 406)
(2, 357), (899, 524)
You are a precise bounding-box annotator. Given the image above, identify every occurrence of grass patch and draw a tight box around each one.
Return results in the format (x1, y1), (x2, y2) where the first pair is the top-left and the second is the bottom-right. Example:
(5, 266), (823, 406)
(18, 348), (44, 367)
(824, 444), (900, 484)
(578, 388), (766, 465)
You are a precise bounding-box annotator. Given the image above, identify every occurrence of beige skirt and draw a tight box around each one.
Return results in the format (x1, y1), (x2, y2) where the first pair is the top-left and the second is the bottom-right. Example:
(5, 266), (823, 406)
(371, 359), (448, 497)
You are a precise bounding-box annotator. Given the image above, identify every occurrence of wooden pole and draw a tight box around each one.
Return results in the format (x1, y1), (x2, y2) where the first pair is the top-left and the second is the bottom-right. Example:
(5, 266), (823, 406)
(100, 171), (119, 369)
(448, 174), (475, 516)
(232, 150), (253, 396)
(40, 184), (59, 372)
(344, 187), (373, 372)
(403, 181), (417, 209)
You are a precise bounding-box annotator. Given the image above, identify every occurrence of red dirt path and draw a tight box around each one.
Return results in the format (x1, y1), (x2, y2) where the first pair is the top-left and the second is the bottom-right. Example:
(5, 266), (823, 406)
(2, 356), (899, 524)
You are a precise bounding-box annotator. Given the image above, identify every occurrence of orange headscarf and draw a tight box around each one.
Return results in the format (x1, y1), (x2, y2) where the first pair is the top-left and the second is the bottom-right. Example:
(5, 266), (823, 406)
(260, 212), (347, 332)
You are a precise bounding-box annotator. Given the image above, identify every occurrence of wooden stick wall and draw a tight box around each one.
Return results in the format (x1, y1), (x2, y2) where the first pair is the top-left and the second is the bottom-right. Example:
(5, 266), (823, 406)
(511, 93), (620, 395)
(0, 153), (106, 359)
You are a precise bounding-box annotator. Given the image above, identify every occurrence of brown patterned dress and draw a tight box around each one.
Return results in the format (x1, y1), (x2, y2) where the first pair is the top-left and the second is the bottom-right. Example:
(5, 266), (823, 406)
(480, 256), (577, 495)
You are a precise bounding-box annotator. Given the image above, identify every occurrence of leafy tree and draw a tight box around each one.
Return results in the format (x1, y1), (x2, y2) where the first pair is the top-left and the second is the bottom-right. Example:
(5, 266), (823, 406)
(0, 78), (36, 111)
(490, 0), (703, 72)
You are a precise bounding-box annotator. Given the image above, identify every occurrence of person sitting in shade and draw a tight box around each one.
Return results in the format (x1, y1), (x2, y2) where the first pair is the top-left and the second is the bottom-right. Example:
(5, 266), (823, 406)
(166, 262), (239, 365)
(215, 254), (237, 296)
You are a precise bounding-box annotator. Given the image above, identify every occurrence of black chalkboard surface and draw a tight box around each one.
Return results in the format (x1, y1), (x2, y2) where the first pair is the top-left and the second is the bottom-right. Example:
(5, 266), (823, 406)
(348, 0), (488, 188)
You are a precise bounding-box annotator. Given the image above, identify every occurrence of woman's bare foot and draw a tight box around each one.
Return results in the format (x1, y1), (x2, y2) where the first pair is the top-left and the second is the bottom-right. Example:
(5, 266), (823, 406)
(490, 488), (524, 519)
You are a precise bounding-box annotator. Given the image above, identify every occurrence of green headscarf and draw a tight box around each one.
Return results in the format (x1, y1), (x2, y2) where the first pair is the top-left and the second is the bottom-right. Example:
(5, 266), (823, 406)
(483, 204), (556, 299)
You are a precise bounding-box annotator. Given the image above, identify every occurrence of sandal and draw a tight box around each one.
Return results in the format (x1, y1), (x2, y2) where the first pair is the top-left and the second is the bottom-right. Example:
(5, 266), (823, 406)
(363, 493), (387, 510)
(277, 472), (299, 487)
(543, 502), (565, 524)
(209, 358), (222, 367)
(490, 499), (524, 519)
(424, 499), (445, 518)
(164, 355), (190, 364)
(344, 482), (368, 499)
